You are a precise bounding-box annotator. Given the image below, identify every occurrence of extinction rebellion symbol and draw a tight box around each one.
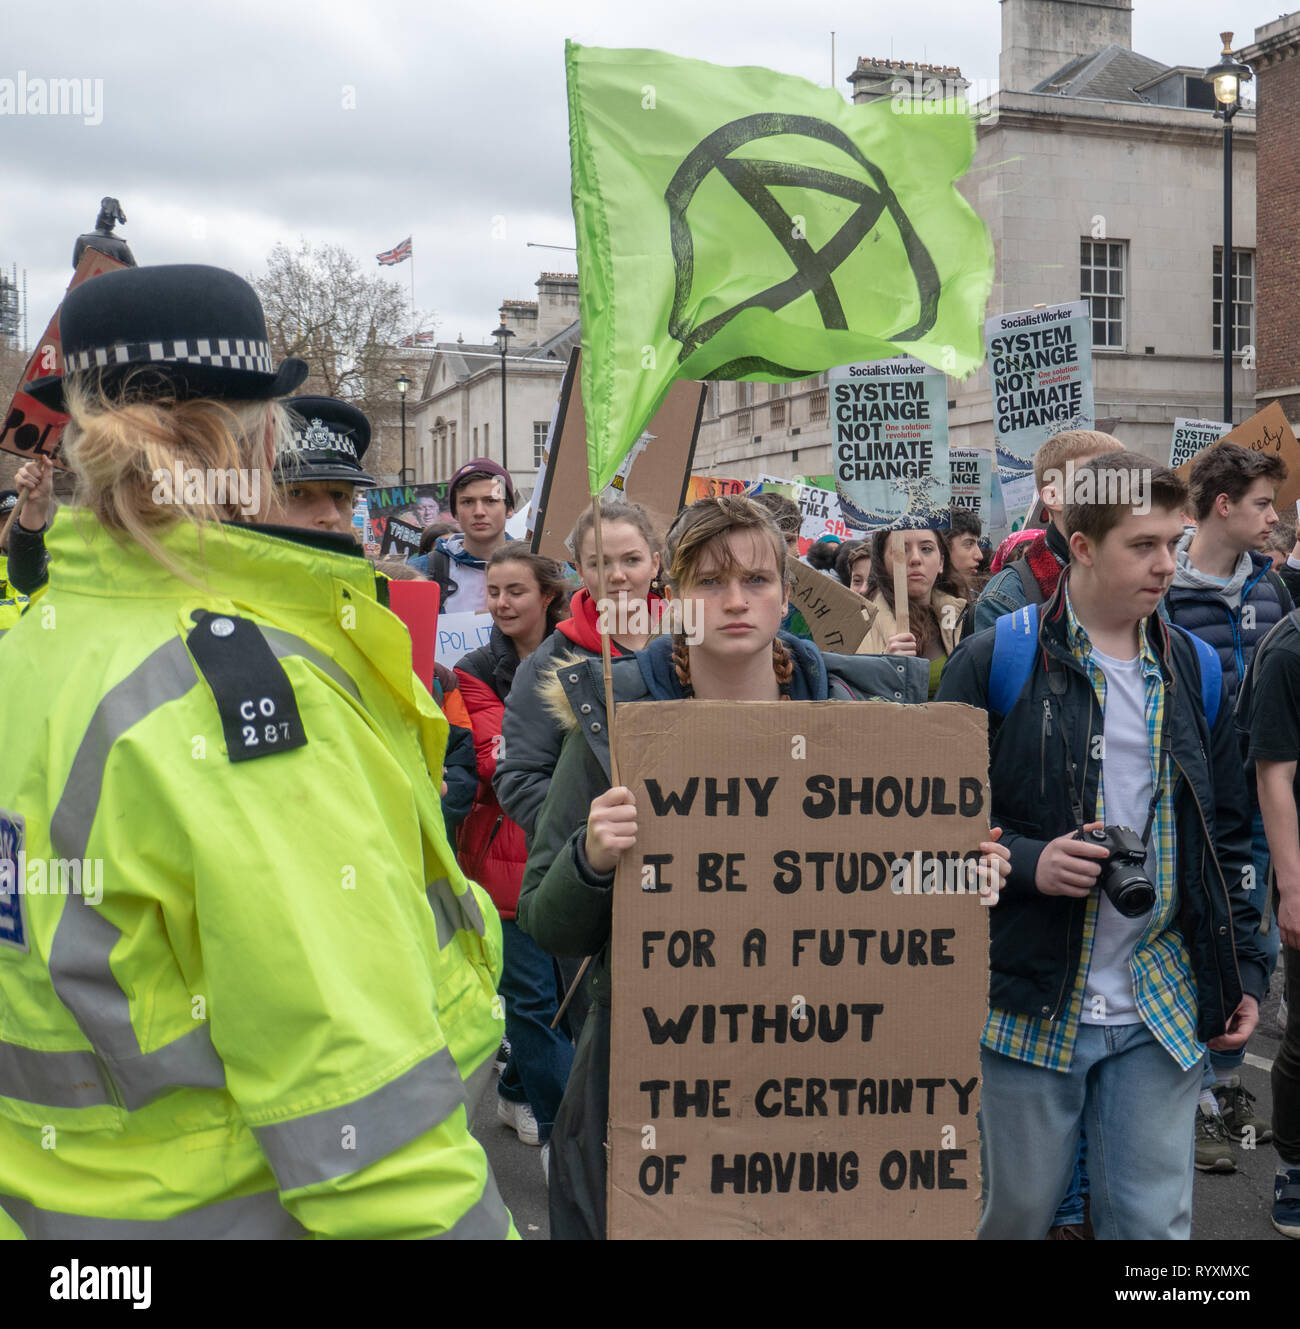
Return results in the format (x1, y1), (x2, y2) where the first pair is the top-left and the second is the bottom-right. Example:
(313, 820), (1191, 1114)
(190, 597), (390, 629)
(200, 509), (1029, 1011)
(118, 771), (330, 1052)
(665, 114), (941, 378)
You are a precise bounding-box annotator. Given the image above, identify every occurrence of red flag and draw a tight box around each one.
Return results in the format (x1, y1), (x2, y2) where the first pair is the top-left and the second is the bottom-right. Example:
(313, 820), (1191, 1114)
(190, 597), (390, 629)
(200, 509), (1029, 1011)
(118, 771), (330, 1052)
(0, 248), (130, 467)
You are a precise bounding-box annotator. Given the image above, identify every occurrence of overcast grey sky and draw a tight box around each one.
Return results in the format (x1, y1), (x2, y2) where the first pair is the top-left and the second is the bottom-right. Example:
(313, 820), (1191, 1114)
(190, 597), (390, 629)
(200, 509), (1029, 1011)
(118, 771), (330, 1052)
(0, 0), (1271, 351)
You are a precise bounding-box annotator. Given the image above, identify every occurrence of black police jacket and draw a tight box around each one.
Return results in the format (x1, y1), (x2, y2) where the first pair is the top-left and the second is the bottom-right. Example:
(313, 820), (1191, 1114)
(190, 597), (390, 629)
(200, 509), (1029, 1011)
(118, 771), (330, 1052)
(936, 576), (1267, 1041)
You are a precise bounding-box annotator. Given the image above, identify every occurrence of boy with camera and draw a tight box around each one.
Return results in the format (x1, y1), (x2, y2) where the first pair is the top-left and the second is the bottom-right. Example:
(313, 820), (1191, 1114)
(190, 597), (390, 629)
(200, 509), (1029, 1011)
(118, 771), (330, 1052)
(938, 451), (1267, 1239)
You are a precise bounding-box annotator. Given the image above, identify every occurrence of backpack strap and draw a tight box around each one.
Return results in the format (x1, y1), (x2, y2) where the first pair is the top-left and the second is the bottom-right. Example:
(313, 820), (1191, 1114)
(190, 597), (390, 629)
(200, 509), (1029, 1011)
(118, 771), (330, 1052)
(989, 603), (1040, 717)
(1168, 624), (1222, 729)
(1013, 557), (1043, 606)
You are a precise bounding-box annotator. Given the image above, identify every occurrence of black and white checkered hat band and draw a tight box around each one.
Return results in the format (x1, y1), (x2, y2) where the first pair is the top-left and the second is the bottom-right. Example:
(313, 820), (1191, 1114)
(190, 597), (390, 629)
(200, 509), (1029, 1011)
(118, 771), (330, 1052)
(63, 337), (274, 375)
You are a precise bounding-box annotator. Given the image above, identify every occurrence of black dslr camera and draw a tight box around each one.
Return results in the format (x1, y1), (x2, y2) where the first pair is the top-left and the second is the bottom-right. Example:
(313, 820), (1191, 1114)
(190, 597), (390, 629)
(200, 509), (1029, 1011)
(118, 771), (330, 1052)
(1073, 825), (1155, 918)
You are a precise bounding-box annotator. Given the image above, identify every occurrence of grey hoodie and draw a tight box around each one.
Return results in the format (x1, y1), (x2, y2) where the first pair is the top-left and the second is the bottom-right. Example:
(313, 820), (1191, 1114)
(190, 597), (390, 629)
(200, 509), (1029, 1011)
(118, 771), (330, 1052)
(1172, 528), (1251, 613)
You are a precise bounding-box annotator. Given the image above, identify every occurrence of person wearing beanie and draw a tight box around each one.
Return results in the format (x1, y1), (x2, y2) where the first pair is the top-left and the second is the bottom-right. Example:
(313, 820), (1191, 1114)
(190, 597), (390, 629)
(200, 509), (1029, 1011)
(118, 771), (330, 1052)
(426, 458), (518, 613)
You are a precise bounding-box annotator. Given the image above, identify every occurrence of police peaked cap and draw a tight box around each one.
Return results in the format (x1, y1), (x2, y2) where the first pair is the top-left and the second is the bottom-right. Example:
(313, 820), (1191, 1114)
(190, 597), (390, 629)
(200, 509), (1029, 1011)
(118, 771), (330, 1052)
(278, 396), (377, 488)
(25, 264), (309, 411)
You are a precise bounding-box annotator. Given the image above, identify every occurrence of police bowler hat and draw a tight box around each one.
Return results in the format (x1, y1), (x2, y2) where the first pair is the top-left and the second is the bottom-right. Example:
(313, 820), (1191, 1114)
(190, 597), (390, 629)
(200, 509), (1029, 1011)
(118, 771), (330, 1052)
(25, 264), (309, 410)
(278, 396), (376, 489)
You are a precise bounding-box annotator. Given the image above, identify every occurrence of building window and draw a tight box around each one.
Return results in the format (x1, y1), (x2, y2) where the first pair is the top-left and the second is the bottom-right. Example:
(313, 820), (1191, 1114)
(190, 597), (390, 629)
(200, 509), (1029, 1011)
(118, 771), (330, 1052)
(1081, 239), (1126, 349)
(770, 397), (786, 429)
(483, 423), (489, 455)
(534, 420), (549, 469)
(1213, 248), (1254, 354)
(809, 389), (828, 420)
(736, 409), (752, 437)
(736, 381), (753, 408)
(472, 425), (478, 449)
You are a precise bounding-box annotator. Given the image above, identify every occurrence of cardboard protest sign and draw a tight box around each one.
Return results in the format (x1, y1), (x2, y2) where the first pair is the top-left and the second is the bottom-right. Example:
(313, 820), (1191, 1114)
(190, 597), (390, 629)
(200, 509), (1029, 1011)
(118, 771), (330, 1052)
(685, 474), (748, 504)
(387, 580), (440, 691)
(787, 559), (869, 654)
(381, 516), (423, 558)
(607, 701), (988, 1240)
(1175, 403), (1300, 512)
(948, 448), (992, 523)
(1, 248), (131, 466)
(530, 348), (706, 562)
(434, 611), (494, 668)
(830, 358), (951, 530)
(986, 301), (1093, 481)
(756, 474), (866, 552)
(1168, 418), (1230, 471)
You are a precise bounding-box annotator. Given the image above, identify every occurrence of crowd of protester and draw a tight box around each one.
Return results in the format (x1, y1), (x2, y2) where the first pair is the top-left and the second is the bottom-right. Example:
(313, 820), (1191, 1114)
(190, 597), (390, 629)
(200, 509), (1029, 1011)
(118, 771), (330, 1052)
(1, 262), (1297, 1244)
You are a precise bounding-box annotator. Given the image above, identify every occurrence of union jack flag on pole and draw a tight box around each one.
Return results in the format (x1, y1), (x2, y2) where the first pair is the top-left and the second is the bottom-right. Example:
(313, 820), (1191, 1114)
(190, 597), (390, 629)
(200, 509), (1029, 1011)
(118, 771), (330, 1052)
(376, 236), (412, 266)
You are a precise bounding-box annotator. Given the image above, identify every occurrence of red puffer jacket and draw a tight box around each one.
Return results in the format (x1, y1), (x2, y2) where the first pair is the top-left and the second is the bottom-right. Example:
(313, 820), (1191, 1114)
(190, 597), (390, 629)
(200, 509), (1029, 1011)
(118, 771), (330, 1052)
(454, 628), (529, 918)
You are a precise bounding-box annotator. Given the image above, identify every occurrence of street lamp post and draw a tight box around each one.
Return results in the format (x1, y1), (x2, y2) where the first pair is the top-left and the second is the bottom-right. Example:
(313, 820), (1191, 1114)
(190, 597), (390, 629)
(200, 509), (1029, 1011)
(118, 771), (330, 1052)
(395, 368), (411, 483)
(1203, 32), (1253, 425)
(491, 321), (514, 466)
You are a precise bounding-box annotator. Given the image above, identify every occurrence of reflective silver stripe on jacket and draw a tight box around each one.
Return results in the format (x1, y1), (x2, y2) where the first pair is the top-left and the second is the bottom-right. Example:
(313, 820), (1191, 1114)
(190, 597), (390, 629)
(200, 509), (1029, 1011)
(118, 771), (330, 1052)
(0, 1187), (306, 1239)
(44, 638), (225, 1110)
(430, 1170), (512, 1240)
(253, 1046), (468, 1193)
(0, 1039), (113, 1109)
(425, 877), (486, 949)
(262, 627), (363, 705)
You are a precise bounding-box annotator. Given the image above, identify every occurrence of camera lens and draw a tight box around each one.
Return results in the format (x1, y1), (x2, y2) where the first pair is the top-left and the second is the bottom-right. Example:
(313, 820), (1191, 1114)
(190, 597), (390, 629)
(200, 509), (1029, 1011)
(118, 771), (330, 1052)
(1105, 869), (1155, 918)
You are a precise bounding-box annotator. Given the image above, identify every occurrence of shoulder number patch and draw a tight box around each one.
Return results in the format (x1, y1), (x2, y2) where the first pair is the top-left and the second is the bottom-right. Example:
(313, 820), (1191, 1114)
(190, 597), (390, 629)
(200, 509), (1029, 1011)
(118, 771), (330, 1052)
(0, 809), (28, 953)
(186, 612), (308, 763)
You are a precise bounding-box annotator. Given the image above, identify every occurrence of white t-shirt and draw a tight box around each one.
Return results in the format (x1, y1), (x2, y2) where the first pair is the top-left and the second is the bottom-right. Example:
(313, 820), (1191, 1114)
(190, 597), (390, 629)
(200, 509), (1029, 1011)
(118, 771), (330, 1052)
(1080, 646), (1158, 1026)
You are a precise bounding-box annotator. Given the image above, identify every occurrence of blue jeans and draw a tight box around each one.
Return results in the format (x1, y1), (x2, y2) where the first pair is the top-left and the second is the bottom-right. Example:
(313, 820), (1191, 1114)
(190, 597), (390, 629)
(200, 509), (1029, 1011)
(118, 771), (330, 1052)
(1205, 807), (1279, 1084)
(497, 919), (575, 1144)
(979, 1022), (1200, 1239)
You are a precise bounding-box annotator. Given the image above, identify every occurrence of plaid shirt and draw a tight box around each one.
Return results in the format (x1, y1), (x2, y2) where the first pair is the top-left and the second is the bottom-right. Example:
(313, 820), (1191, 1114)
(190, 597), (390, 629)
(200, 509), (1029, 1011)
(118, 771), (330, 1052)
(982, 589), (1204, 1072)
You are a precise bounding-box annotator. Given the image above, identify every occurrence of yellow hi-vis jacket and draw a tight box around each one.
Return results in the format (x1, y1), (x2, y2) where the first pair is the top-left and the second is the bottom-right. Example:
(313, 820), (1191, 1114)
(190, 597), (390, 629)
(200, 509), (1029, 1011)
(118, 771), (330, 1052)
(0, 557), (28, 637)
(0, 509), (514, 1239)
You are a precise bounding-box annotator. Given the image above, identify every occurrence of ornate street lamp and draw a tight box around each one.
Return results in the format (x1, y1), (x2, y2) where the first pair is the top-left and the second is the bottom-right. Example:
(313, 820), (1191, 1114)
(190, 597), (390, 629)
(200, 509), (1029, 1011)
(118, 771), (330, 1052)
(395, 368), (412, 484)
(491, 320), (514, 466)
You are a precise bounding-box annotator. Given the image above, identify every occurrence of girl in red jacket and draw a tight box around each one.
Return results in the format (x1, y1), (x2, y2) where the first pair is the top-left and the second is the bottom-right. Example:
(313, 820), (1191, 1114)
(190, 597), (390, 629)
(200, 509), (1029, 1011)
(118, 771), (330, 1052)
(456, 548), (574, 1164)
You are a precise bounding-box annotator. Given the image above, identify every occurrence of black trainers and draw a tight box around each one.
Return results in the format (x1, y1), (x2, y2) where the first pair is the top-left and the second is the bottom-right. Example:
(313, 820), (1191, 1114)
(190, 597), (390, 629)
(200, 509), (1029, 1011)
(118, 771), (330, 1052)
(1213, 1080), (1274, 1145)
(1194, 1104), (1237, 1173)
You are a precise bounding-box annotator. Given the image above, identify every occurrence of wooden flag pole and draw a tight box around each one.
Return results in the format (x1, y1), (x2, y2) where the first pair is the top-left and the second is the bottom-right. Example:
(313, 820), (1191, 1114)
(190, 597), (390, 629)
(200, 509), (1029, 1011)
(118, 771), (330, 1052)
(551, 492), (616, 1030)
(893, 539), (910, 639)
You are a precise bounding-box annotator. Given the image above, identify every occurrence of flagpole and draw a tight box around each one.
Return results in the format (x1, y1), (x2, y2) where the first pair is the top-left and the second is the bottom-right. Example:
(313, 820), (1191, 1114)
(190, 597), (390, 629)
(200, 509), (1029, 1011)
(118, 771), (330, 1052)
(409, 236), (416, 344)
(551, 490), (616, 1030)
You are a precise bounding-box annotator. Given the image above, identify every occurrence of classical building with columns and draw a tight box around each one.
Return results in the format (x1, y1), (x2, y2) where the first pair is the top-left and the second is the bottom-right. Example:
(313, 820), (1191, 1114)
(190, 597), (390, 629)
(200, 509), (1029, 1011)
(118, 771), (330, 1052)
(695, 0), (1257, 480)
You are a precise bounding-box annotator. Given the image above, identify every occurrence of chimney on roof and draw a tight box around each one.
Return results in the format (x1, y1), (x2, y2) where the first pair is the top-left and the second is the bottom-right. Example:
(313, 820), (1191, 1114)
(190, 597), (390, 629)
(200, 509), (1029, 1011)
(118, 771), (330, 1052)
(499, 297), (538, 342)
(536, 271), (578, 342)
(1001, 0), (1133, 94)
(848, 56), (968, 105)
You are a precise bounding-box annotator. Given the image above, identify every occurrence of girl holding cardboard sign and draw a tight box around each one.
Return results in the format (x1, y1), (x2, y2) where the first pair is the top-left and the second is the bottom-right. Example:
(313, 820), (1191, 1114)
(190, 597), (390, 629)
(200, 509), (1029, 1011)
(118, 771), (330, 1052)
(516, 494), (1010, 1239)
(857, 528), (970, 699)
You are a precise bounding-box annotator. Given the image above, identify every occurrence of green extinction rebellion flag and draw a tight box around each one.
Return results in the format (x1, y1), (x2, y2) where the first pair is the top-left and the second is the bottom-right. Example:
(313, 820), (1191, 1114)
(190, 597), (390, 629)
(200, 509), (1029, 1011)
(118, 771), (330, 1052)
(566, 41), (994, 495)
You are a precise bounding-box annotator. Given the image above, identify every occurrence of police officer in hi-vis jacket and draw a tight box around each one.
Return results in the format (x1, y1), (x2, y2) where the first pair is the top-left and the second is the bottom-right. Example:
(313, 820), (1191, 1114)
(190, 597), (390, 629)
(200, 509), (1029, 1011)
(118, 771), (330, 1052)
(0, 264), (514, 1240)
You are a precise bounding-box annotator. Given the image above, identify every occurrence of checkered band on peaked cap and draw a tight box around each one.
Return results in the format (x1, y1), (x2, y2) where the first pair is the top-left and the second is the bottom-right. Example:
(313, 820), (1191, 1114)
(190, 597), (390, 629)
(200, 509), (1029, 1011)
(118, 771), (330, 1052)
(24, 264), (309, 411)
(277, 396), (376, 489)
(0, 490), (18, 515)
(448, 457), (516, 512)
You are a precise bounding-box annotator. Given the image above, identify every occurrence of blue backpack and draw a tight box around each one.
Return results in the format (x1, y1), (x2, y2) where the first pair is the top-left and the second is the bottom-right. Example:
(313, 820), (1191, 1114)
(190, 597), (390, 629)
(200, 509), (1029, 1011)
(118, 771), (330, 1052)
(988, 603), (1222, 725)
